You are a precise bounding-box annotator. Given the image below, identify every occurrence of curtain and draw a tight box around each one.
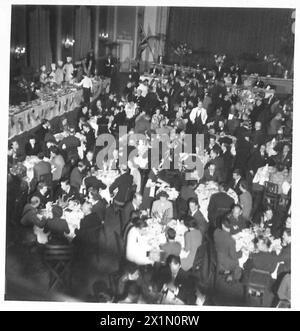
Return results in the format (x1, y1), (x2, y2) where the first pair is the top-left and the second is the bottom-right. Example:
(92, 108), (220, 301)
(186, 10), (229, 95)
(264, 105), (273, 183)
(74, 6), (91, 61)
(167, 7), (293, 69)
(29, 7), (52, 70)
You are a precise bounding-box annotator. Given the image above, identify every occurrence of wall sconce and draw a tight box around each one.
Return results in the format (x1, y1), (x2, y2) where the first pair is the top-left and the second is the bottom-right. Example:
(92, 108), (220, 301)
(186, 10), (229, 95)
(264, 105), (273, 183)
(62, 37), (75, 48)
(12, 46), (26, 59)
(99, 32), (109, 40)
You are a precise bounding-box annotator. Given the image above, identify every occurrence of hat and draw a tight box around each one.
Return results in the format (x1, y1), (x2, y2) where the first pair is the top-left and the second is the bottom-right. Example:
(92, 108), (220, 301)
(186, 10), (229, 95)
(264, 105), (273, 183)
(52, 205), (63, 218)
(157, 190), (169, 199)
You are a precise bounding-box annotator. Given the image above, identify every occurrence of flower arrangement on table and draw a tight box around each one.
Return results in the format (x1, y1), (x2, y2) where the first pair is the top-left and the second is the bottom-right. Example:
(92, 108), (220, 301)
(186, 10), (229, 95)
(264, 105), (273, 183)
(233, 226), (283, 258)
(214, 54), (226, 66)
(156, 184), (179, 201)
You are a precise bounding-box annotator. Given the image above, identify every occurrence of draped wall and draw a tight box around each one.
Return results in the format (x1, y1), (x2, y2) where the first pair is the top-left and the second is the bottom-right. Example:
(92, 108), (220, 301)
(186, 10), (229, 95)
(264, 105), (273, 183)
(74, 6), (92, 61)
(29, 7), (52, 70)
(167, 7), (294, 68)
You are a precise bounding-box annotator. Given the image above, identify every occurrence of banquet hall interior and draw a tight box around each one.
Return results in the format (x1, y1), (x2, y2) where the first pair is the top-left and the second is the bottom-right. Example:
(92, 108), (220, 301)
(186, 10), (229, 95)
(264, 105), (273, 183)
(6, 5), (294, 307)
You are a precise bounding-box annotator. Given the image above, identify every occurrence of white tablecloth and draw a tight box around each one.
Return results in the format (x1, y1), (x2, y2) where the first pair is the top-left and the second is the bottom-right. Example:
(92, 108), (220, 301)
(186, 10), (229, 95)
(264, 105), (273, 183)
(140, 218), (188, 262)
(37, 201), (84, 244)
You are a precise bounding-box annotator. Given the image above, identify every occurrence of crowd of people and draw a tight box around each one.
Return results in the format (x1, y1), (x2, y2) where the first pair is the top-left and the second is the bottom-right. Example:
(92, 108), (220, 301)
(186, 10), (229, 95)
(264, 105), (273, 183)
(7, 59), (292, 307)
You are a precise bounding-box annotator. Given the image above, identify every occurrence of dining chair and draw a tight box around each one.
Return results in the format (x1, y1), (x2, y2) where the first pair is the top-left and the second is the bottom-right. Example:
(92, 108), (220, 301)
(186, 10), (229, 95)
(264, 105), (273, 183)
(43, 244), (74, 293)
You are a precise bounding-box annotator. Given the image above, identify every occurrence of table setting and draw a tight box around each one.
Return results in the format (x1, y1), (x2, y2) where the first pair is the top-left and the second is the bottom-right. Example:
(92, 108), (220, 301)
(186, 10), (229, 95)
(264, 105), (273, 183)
(233, 225), (283, 269)
(35, 200), (84, 244)
(139, 218), (188, 263)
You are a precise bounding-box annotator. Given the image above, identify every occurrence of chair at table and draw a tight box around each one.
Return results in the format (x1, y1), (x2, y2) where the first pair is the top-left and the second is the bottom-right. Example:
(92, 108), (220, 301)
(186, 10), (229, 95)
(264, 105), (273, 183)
(75, 224), (105, 262)
(244, 268), (271, 307)
(43, 244), (74, 293)
(263, 181), (279, 210)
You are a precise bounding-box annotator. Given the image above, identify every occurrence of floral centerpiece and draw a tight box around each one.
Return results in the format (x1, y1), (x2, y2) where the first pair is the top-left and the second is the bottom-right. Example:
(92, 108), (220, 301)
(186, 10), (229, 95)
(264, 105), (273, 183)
(233, 225), (283, 258)
(156, 185), (179, 201)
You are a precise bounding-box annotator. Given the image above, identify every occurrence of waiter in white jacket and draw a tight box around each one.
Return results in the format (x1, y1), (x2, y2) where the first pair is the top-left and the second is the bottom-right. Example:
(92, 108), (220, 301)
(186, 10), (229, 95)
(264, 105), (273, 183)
(76, 73), (93, 105)
(189, 100), (208, 133)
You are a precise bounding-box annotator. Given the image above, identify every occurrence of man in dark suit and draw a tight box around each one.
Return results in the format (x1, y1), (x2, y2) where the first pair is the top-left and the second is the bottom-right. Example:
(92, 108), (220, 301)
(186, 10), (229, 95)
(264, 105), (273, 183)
(213, 218), (242, 282)
(82, 151), (95, 175)
(58, 127), (81, 162)
(201, 163), (223, 184)
(74, 202), (102, 254)
(278, 228), (291, 275)
(82, 123), (96, 153)
(149, 64), (161, 76)
(25, 135), (41, 156)
(109, 165), (133, 207)
(159, 228), (182, 262)
(207, 182), (235, 230)
(58, 179), (80, 202)
(32, 152), (52, 186)
(161, 255), (196, 305)
(104, 54), (116, 78)
(210, 146), (225, 175)
(88, 187), (107, 223)
(144, 87), (160, 115)
(134, 89), (146, 109)
(170, 64), (181, 78)
(31, 181), (52, 209)
(251, 121), (266, 149)
(227, 204), (248, 235)
(70, 161), (86, 192)
(35, 119), (51, 148)
(129, 66), (140, 87)
(228, 169), (243, 196)
(122, 193), (143, 231)
(188, 198), (208, 236)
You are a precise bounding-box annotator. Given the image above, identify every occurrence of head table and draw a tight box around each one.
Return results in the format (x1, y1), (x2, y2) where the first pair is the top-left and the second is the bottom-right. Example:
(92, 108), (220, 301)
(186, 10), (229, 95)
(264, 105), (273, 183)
(9, 77), (110, 140)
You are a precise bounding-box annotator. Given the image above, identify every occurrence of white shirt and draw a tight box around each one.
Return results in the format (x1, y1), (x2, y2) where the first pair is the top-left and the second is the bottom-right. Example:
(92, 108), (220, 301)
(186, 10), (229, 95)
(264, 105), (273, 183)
(137, 84), (148, 98)
(126, 227), (152, 265)
(78, 76), (93, 89)
(125, 103), (137, 119)
(189, 107), (208, 124)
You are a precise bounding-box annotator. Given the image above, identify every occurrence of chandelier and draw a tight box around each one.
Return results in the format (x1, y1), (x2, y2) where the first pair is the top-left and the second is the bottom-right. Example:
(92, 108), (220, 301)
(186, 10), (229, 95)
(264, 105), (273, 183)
(63, 37), (75, 48)
(12, 46), (26, 59)
(99, 32), (109, 40)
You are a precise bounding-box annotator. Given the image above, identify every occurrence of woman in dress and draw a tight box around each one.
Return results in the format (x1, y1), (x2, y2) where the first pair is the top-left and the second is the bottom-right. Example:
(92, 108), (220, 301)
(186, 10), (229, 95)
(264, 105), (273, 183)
(180, 215), (203, 272)
(151, 191), (173, 225)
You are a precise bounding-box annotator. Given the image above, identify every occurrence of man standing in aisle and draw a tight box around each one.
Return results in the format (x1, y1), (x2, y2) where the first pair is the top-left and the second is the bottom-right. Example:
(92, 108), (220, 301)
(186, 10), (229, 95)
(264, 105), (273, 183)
(76, 73), (93, 106)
